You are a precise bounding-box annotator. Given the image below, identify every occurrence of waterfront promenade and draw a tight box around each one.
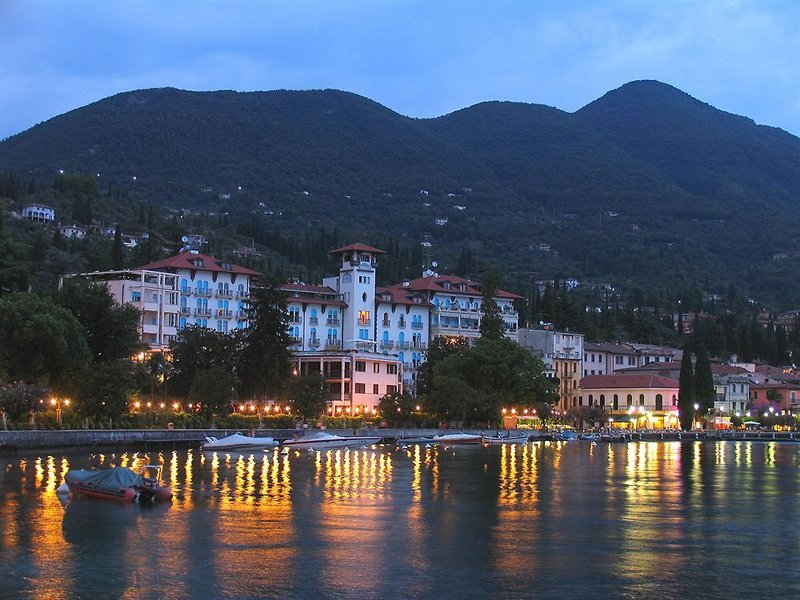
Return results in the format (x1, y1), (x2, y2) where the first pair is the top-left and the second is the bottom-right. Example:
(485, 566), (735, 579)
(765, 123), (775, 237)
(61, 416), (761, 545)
(1, 427), (798, 450)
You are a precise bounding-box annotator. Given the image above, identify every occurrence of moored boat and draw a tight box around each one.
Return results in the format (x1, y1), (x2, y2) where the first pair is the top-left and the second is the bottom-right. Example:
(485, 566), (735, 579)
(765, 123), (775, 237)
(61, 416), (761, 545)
(282, 432), (383, 451)
(202, 431), (279, 451)
(481, 432), (529, 445)
(64, 465), (172, 503)
(432, 432), (483, 445)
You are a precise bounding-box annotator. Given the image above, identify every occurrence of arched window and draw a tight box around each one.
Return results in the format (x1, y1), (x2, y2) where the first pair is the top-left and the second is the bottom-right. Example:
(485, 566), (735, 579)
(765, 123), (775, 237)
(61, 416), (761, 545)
(398, 352), (404, 364)
(179, 317), (186, 329)
(588, 394), (594, 407)
(613, 394), (619, 410)
(398, 332), (405, 345)
(627, 394), (633, 407)
(382, 330), (389, 342)
(672, 394), (678, 406)
(310, 327), (317, 340)
(600, 394), (605, 407)
(655, 394), (663, 411)
(639, 394), (645, 406)
(181, 278), (188, 293)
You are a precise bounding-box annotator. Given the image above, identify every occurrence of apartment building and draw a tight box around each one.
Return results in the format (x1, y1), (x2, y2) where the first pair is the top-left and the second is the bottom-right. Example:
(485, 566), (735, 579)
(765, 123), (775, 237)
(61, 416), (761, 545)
(518, 328), (584, 411)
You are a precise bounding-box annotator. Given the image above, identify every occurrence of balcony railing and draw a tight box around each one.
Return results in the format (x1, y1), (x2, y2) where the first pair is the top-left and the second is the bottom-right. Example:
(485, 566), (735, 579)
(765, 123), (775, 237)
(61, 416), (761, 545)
(358, 318), (371, 326)
(288, 336), (302, 346)
(288, 315), (303, 324)
(325, 340), (342, 350)
(179, 306), (191, 316)
(216, 309), (233, 318)
(396, 341), (410, 349)
(309, 338), (321, 348)
(309, 317), (319, 325)
(180, 288), (190, 295)
(411, 322), (423, 329)
(382, 320), (391, 327)
(216, 289), (234, 298)
(397, 320), (406, 329)
(235, 311), (247, 320)
(195, 288), (212, 297)
(380, 340), (394, 349)
(194, 308), (212, 317)
(326, 318), (340, 326)
(237, 290), (250, 299)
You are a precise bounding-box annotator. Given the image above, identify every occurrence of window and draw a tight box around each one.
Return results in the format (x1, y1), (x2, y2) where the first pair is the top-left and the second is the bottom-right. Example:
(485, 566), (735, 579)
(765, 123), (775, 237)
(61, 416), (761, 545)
(355, 383), (366, 394)
(373, 363), (380, 373)
(387, 385), (397, 394)
(131, 291), (141, 302)
(373, 384), (379, 395)
(355, 361), (366, 372)
(627, 394), (633, 407)
(358, 310), (370, 325)
(588, 394), (594, 406)
(386, 364), (398, 375)
(628, 357), (635, 365)
(359, 328), (369, 340)
(639, 394), (645, 406)
(613, 394), (619, 410)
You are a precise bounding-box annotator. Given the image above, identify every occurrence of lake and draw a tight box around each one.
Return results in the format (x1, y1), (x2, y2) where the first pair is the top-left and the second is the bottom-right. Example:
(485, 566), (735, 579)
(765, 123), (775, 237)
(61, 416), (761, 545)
(1, 440), (799, 599)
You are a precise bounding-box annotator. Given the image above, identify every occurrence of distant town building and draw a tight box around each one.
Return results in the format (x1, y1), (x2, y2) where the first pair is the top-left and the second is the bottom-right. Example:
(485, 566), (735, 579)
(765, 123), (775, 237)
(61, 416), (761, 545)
(579, 374), (680, 429)
(58, 225), (87, 239)
(22, 204), (55, 223)
(518, 328), (584, 411)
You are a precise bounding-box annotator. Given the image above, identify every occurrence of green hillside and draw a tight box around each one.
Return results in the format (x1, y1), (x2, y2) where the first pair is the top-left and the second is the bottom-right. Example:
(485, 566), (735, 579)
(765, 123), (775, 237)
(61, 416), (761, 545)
(0, 81), (798, 306)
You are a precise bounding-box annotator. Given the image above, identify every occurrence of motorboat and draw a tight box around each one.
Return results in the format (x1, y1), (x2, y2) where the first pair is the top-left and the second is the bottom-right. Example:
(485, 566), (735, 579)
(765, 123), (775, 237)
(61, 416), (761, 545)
(431, 432), (483, 445)
(481, 432), (529, 445)
(558, 430), (578, 441)
(202, 431), (279, 451)
(282, 432), (383, 451)
(579, 433), (600, 442)
(63, 465), (172, 503)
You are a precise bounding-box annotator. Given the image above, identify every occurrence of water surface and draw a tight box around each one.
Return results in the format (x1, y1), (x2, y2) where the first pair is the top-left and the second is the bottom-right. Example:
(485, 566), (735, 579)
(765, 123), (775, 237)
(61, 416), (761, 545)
(1, 441), (798, 599)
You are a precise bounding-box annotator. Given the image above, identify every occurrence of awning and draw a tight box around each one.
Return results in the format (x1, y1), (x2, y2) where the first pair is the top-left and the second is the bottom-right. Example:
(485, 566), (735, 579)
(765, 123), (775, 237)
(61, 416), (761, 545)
(608, 415), (633, 422)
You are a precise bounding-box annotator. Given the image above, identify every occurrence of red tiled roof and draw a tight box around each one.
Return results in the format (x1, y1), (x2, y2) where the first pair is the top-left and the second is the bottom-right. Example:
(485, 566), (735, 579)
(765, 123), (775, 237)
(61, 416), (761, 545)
(329, 242), (386, 255)
(137, 252), (261, 276)
(584, 341), (637, 354)
(711, 364), (750, 375)
(376, 285), (433, 307)
(400, 274), (522, 300)
(580, 374), (679, 390)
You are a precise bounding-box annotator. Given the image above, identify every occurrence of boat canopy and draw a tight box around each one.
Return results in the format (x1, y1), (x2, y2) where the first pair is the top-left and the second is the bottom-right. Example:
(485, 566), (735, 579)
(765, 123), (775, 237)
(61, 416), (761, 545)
(67, 467), (141, 489)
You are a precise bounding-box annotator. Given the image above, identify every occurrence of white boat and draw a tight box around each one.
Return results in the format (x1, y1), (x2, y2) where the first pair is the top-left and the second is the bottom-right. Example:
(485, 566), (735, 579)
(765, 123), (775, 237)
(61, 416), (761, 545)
(282, 432), (383, 450)
(431, 432), (483, 445)
(481, 432), (529, 445)
(202, 432), (279, 450)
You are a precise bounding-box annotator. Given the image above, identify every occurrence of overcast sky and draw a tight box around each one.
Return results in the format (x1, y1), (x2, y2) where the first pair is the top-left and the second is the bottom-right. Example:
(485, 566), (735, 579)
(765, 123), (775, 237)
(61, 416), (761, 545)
(2, 0), (799, 140)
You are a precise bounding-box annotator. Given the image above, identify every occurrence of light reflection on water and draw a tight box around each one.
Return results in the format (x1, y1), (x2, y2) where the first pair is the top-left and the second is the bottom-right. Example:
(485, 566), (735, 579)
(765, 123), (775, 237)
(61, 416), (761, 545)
(0, 442), (799, 599)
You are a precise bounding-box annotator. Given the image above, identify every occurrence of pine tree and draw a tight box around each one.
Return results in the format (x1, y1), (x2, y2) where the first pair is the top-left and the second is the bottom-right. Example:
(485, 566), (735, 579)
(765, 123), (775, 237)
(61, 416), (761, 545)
(693, 343), (715, 425)
(678, 342), (695, 430)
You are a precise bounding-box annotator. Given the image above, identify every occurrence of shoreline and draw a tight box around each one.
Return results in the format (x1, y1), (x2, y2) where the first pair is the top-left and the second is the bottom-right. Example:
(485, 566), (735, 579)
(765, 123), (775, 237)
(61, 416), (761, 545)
(1, 427), (799, 451)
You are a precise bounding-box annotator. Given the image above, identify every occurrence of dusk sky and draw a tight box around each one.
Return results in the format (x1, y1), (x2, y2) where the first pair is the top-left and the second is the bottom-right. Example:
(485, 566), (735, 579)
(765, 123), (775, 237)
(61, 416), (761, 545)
(2, 0), (799, 140)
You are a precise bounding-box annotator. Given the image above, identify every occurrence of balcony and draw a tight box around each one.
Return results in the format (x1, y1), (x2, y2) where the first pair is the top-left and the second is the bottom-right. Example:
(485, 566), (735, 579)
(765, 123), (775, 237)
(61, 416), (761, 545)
(382, 320), (391, 328)
(194, 308), (212, 317)
(288, 316), (303, 324)
(309, 317), (319, 326)
(411, 342), (427, 350)
(180, 288), (190, 296)
(179, 306), (191, 316)
(325, 340), (342, 351)
(411, 322), (423, 330)
(195, 288), (212, 297)
(237, 290), (250, 299)
(358, 318), (371, 326)
(288, 336), (302, 346)
(326, 318), (340, 326)
(396, 341), (410, 349)
(309, 338), (321, 348)
(216, 289), (234, 298)
(235, 311), (248, 320)
(397, 320), (406, 329)
(380, 340), (394, 349)
(216, 309), (233, 318)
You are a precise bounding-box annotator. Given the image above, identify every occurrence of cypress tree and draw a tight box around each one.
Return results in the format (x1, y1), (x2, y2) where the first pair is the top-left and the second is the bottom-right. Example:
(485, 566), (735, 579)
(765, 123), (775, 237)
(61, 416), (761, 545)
(111, 227), (124, 269)
(693, 343), (715, 425)
(678, 342), (695, 430)
(479, 270), (504, 340)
